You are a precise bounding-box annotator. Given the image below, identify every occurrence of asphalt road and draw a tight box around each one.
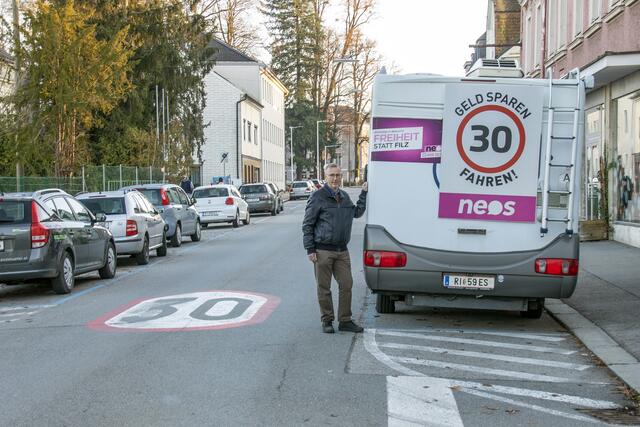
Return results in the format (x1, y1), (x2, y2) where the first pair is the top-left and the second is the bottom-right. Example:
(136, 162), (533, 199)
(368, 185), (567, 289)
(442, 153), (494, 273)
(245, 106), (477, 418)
(0, 188), (637, 426)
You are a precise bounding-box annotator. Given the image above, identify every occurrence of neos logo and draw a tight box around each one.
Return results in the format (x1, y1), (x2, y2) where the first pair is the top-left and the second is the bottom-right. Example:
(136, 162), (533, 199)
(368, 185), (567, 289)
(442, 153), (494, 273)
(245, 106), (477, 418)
(458, 198), (516, 216)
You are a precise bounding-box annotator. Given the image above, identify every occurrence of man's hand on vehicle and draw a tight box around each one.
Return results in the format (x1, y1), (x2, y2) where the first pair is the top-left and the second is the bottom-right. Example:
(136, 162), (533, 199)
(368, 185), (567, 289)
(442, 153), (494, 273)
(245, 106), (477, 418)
(308, 253), (317, 263)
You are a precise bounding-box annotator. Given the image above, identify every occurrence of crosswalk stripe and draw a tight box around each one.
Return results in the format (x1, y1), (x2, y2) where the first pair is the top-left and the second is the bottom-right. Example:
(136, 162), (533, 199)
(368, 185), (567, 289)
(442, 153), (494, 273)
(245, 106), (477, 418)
(391, 356), (576, 383)
(379, 342), (590, 370)
(392, 328), (568, 342)
(377, 330), (575, 355)
(462, 388), (604, 424)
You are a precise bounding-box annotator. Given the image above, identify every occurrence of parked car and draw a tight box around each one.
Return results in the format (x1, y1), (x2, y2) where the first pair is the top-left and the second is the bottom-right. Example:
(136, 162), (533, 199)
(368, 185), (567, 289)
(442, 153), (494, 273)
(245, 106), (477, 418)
(0, 189), (116, 294)
(192, 185), (249, 228)
(238, 183), (278, 215)
(121, 184), (201, 247)
(310, 179), (323, 189)
(263, 181), (285, 213)
(77, 190), (168, 265)
(290, 180), (315, 200)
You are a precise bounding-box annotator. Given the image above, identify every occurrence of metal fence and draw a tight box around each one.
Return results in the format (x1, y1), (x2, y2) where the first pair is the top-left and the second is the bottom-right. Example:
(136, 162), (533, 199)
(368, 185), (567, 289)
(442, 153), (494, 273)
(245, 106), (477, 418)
(0, 165), (165, 195)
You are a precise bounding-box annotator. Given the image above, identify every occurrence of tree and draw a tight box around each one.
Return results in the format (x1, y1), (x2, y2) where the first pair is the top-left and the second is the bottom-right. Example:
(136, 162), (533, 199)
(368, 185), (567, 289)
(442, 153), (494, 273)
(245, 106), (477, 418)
(13, 0), (133, 176)
(199, 0), (261, 55)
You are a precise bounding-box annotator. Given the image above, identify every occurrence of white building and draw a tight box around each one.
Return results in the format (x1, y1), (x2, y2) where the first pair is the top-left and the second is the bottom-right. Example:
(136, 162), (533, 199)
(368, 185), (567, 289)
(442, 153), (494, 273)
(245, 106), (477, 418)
(197, 39), (288, 189)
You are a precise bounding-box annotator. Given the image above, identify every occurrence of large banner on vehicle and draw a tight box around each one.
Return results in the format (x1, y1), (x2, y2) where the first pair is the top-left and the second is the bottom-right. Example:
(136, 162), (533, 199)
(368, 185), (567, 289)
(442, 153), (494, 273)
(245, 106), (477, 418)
(371, 118), (442, 163)
(438, 84), (544, 222)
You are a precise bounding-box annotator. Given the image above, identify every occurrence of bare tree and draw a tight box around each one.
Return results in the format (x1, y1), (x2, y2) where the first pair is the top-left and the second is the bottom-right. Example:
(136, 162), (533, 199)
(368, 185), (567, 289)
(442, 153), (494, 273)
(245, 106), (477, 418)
(197, 0), (261, 55)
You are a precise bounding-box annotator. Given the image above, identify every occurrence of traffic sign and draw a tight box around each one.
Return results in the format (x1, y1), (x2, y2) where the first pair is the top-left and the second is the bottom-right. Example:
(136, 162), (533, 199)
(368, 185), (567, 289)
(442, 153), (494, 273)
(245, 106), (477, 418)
(88, 291), (280, 332)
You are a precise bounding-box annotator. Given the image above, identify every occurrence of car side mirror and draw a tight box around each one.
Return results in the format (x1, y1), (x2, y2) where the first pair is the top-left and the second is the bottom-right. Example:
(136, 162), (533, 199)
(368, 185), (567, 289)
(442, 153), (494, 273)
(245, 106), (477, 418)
(94, 212), (107, 223)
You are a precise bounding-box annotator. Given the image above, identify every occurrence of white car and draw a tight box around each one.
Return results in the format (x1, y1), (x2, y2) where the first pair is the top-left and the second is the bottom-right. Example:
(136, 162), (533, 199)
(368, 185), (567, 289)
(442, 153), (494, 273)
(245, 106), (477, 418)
(290, 180), (316, 200)
(192, 185), (250, 228)
(77, 190), (167, 265)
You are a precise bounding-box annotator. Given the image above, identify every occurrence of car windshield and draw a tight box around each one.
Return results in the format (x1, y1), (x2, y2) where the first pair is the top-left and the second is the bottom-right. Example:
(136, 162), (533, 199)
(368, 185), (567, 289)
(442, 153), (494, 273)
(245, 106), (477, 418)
(240, 185), (267, 194)
(293, 182), (308, 188)
(136, 189), (161, 205)
(193, 187), (229, 198)
(0, 201), (28, 223)
(81, 197), (126, 215)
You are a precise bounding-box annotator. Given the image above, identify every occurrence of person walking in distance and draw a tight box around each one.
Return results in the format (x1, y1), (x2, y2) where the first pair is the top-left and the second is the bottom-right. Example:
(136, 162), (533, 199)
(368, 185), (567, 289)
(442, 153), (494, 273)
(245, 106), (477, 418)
(302, 163), (368, 333)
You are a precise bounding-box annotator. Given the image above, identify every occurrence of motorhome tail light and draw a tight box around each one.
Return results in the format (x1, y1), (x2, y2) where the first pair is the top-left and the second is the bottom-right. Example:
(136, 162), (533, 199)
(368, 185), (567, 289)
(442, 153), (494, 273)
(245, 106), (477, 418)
(30, 201), (50, 249)
(126, 219), (138, 236)
(364, 251), (407, 268)
(535, 258), (578, 276)
(160, 188), (170, 206)
(225, 197), (234, 206)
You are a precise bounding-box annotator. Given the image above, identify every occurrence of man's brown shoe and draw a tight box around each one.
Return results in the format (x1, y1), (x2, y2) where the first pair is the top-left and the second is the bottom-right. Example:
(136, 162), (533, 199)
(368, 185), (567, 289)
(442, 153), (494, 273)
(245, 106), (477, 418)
(322, 321), (335, 333)
(338, 320), (363, 333)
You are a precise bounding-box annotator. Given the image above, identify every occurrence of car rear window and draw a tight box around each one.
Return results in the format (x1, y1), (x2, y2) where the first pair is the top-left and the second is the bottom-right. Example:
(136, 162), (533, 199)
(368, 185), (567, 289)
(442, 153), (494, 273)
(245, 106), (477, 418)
(136, 189), (161, 205)
(193, 187), (229, 198)
(81, 197), (126, 215)
(293, 182), (308, 188)
(240, 185), (267, 194)
(0, 201), (29, 224)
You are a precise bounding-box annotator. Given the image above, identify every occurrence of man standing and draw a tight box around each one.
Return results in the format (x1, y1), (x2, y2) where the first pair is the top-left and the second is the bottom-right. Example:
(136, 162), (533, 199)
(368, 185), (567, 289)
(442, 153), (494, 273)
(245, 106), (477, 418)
(180, 176), (194, 194)
(302, 163), (368, 333)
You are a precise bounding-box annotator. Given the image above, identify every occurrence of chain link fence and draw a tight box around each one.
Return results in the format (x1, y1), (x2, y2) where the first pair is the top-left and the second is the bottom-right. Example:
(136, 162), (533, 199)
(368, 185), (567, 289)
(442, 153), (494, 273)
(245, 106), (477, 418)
(0, 165), (165, 195)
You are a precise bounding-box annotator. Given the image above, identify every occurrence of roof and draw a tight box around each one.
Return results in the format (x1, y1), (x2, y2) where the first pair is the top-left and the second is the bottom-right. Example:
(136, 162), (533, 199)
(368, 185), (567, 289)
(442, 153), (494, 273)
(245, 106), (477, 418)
(208, 39), (259, 63)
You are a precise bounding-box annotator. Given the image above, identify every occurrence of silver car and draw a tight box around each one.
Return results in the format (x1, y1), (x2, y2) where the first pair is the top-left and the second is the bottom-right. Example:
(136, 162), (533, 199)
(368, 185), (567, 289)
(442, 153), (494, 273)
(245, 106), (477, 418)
(289, 180), (315, 200)
(121, 184), (201, 247)
(78, 190), (167, 265)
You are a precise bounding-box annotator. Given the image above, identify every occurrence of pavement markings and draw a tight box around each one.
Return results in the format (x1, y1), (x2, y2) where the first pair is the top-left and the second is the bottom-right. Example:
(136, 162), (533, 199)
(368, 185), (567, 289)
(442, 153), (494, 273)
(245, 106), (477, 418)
(378, 342), (591, 370)
(376, 330), (576, 355)
(387, 376), (464, 427)
(364, 328), (621, 425)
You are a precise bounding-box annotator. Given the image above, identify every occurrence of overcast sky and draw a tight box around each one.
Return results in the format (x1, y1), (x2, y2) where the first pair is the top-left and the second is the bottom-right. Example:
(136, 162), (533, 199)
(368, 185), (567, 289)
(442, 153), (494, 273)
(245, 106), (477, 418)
(364, 0), (489, 76)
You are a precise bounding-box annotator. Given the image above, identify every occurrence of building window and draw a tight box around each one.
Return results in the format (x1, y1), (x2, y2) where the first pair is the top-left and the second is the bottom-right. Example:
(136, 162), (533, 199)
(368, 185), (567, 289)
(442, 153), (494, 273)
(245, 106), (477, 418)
(243, 119), (246, 141)
(573, 0), (583, 37)
(614, 92), (640, 223)
(247, 121), (252, 142)
(589, 0), (601, 23)
(254, 125), (258, 145)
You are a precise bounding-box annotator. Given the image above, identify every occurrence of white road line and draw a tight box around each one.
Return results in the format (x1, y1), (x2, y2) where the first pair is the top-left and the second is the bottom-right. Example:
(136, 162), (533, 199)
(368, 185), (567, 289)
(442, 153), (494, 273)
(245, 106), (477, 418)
(391, 356), (575, 383)
(377, 330), (576, 355)
(454, 381), (620, 409)
(379, 342), (590, 371)
(0, 304), (54, 311)
(462, 388), (606, 424)
(392, 328), (568, 342)
(0, 311), (38, 318)
(364, 330), (619, 411)
(387, 376), (464, 427)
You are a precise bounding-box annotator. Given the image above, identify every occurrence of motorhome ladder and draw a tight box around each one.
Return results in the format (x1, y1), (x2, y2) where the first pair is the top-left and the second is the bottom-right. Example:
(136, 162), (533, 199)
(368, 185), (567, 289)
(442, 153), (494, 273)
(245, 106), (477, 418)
(540, 74), (582, 236)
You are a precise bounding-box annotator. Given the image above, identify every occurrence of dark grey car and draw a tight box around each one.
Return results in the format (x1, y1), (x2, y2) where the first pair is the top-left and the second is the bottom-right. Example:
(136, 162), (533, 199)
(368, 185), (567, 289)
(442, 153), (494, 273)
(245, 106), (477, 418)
(239, 184), (277, 216)
(121, 184), (201, 247)
(263, 181), (284, 213)
(0, 189), (117, 294)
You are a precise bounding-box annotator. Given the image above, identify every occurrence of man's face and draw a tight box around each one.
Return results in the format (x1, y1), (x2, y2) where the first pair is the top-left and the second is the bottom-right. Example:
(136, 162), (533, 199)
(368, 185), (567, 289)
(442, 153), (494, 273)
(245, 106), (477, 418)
(325, 167), (342, 191)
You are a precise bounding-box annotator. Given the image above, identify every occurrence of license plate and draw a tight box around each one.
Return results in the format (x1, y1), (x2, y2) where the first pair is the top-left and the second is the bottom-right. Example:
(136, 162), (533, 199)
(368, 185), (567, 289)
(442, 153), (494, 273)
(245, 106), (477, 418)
(201, 211), (219, 217)
(0, 240), (4, 251)
(247, 198), (259, 202)
(443, 273), (495, 290)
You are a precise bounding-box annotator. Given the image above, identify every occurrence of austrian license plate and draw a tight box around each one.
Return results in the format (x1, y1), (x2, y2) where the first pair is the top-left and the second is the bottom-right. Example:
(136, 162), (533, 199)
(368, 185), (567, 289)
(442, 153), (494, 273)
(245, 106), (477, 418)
(443, 273), (495, 290)
(202, 211), (219, 217)
(0, 240), (4, 251)
(247, 198), (259, 202)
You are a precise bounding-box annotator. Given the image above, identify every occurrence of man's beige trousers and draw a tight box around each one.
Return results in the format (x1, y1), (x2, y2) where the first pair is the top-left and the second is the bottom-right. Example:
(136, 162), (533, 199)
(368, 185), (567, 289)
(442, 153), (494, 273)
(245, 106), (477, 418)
(314, 249), (353, 322)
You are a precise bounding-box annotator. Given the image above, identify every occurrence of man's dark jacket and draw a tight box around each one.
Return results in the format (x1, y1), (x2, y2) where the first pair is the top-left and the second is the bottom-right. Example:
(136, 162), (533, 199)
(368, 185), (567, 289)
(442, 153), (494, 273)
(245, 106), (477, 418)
(302, 186), (367, 254)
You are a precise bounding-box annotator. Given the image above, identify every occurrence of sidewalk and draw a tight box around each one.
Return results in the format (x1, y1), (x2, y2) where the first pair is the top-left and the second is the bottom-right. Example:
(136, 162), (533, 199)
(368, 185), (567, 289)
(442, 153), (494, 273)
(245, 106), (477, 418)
(546, 239), (640, 394)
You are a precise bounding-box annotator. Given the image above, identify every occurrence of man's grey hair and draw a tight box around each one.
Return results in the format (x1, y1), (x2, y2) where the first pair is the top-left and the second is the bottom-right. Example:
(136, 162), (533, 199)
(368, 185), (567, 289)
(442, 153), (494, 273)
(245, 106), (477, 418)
(324, 163), (340, 173)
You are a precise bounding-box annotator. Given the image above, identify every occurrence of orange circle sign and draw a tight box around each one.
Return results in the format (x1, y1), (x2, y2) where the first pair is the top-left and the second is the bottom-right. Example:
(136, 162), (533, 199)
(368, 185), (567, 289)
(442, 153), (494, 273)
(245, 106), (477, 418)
(456, 104), (526, 174)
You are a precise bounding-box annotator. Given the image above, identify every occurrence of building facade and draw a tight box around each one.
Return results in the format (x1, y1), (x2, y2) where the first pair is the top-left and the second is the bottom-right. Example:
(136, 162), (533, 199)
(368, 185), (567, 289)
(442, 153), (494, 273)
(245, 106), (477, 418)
(520, 0), (640, 247)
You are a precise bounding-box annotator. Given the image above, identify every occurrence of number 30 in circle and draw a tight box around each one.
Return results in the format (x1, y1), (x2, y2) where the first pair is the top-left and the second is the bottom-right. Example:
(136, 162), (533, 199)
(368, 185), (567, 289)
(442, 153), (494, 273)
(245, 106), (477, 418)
(456, 104), (526, 174)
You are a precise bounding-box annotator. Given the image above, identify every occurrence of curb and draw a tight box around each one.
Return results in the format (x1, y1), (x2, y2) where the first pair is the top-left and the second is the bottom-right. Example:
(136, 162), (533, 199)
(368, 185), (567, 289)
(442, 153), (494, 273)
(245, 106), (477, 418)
(546, 299), (640, 394)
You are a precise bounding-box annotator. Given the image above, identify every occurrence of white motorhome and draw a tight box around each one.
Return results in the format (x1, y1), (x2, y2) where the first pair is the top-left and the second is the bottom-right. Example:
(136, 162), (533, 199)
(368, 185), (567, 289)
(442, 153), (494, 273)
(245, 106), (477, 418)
(364, 61), (590, 318)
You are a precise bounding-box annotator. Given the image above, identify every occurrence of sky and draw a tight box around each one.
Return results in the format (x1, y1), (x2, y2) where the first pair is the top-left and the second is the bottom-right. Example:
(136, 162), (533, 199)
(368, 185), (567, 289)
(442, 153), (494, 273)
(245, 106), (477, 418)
(363, 0), (489, 76)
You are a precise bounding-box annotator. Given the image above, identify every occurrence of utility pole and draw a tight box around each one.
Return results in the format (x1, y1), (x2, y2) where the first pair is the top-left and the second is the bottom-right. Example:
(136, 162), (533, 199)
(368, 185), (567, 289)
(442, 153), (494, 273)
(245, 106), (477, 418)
(289, 126), (302, 182)
(13, 0), (21, 188)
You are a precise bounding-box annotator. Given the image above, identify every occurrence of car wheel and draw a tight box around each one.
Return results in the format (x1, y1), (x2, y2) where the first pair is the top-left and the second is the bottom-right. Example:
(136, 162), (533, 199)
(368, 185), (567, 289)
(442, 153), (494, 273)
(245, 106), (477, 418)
(156, 232), (168, 257)
(191, 221), (202, 242)
(375, 294), (395, 314)
(520, 298), (544, 319)
(232, 212), (239, 228)
(51, 251), (75, 294)
(98, 242), (117, 279)
(279, 202), (284, 212)
(171, 224), (182, 247)
(135, 236), (150, 265)
(242, 211), (250, 225)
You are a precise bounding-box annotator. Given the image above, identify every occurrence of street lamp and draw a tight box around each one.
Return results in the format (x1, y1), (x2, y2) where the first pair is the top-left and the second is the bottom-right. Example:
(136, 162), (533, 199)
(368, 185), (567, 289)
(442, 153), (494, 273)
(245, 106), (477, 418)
(288, 125), (302, 183)
(316, 120), (328, 178)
